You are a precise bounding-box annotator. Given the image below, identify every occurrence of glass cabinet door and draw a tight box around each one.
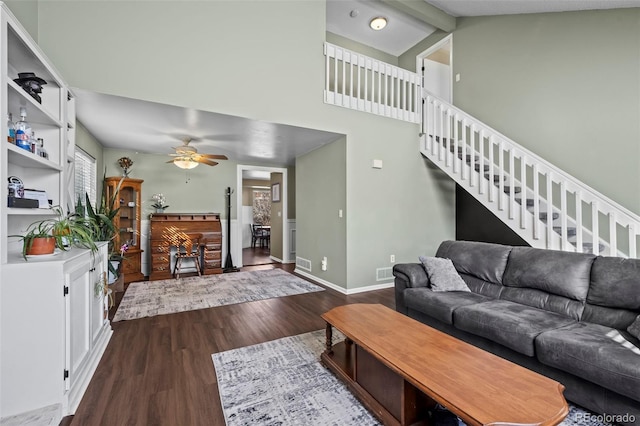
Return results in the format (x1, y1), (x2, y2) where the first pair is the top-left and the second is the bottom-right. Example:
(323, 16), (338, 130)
(118, 185), (138, 247)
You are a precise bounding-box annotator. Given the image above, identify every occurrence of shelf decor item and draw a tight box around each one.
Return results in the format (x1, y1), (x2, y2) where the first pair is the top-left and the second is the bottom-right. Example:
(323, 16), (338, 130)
(13, 72), (47, 103)
(151, 193), (169, 213)
(117, 156), (134, 176)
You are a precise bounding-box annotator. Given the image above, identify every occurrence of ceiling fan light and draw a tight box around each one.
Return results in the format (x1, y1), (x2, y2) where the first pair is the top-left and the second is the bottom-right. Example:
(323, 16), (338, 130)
(174, 158), (199, 169)
(370, 16), (387, 30)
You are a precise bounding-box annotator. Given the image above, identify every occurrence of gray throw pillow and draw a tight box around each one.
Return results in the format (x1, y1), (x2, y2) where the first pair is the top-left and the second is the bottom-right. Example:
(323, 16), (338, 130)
(419, 256), (471, 292)
(628, 315), (640, 340)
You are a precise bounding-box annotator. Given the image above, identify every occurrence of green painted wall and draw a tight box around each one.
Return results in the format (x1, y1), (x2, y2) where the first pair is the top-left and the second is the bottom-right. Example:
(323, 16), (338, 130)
(297, 138), (347, 286)
(4, 1), (38, 41)
(102, 149), (237, 219)
(326, 31), (398, 65)
(35, 0), (455, 290)
(452, 9), (640, 214)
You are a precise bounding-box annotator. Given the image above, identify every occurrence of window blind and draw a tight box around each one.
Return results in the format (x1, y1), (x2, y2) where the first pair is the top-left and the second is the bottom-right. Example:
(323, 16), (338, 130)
(74, 147), (97, 208)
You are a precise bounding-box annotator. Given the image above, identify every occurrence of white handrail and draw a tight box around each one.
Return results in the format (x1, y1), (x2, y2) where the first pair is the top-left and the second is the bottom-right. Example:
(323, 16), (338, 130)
(423, 90), (640, 258)
(323, 42), (421, 123)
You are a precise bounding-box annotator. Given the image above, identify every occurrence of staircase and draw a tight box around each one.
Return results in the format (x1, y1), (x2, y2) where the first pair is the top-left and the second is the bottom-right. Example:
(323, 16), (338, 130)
(422, 92), (640, 258)
(323, 42), (640, 258)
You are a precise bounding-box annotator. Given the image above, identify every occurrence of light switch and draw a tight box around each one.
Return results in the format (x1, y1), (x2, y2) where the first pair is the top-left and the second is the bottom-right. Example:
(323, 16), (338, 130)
(372, 159), (383, 169)
(339, 209), (343, 218)
(455, 73), (461, 82)
(277, 211), (281, 217)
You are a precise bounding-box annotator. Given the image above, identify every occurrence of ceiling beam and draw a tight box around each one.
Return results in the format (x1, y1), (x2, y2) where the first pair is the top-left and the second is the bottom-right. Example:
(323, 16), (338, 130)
(381, 0), (456, 32)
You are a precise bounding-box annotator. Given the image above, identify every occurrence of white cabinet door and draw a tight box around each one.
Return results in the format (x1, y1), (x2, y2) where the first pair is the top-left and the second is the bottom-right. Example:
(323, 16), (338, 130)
(66, 257), (91, 393)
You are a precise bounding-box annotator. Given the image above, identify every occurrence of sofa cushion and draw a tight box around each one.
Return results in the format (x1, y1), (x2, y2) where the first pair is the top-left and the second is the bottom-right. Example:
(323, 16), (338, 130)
(435, 240), (512, 285)
(628, 316), (640, 340)
(453, 300), (576, 356)
(405, 288), (491, 325)
(500, 287), (585, 320)
(419, 256), (470, 292)
(460, 273), (504, 299)
(581, 304), (639, 330)
(536, 322), (640, 402)
(589, 256), (640, 310)
(502, 247), (596, 302)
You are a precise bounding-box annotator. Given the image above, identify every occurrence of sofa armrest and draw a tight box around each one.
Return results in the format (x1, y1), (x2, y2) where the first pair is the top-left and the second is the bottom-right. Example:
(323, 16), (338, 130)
(393, 263), (429, 314)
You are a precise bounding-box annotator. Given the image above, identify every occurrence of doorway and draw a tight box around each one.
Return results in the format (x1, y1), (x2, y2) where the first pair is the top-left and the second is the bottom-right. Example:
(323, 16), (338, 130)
(236, 165), (289, 268)
(241, 170), (273, 266)
(418, 34), (453, 103)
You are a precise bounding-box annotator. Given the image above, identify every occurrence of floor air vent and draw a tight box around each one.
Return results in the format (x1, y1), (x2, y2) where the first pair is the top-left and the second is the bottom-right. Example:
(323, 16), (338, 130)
(296, 256), (312, 272)
(376, 267), (394, 282)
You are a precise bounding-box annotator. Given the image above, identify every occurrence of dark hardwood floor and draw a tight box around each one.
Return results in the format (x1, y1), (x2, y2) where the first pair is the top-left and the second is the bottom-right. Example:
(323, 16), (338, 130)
(70, 262), (394, 425)
(242, 246), (273, 266)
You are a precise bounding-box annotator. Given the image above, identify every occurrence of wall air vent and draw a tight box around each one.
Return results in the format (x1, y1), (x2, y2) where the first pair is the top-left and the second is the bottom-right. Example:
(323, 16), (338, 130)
(296, 256), (312, 272)
(376, 267), (394, 282)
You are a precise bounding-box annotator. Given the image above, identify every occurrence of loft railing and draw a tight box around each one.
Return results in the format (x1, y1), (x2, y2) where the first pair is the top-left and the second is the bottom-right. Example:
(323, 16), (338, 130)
(323, 42), (421, 123)
(422, 91), (640, 258)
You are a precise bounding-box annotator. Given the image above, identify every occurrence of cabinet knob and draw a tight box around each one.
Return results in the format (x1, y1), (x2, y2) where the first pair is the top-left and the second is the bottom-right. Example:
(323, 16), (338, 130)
(90, 267), (96, 272)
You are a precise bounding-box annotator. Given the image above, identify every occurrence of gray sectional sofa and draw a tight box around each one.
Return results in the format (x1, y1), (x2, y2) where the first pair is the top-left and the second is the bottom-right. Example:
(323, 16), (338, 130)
(393, 240), (640, 424)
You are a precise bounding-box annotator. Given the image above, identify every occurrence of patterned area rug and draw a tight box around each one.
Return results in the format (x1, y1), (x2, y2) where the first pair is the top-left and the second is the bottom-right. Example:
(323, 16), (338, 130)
(212, 330), (615, 426)
(112, 269), (324, 322)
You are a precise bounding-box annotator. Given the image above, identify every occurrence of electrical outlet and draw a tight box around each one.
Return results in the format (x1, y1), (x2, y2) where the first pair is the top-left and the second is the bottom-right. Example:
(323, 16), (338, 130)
(390, 254), (395, 263)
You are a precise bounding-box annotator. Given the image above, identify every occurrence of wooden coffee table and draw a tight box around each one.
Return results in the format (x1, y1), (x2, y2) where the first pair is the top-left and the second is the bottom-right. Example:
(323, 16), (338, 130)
(321, 304), (568, 426)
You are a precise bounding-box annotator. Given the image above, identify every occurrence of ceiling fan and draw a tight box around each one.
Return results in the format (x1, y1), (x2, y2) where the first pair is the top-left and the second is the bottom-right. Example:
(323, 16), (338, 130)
(167, 138), (228, 169)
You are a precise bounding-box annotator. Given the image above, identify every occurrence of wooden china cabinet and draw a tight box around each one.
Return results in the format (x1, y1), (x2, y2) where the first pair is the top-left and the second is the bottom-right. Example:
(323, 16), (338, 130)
(105, 177), (145, 284)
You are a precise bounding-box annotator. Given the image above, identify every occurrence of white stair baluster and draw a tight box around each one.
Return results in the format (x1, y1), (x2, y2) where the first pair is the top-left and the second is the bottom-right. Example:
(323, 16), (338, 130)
(609, 212), (617, 256)
(592, 201), (599, 254)
(546, 172), (553, 248)
(479, 129), (485, 195)
(533, 164), (539, 240)
(520, 154), (527, 229)
(446, 110), (452, 167)
(576, 191), (583, 252)
(462, 120), (468, 181)
(489, 136), (495, 203)
(560, 181), (567, 250)
(498, 140), (504, 211)
(629, 223), (637, 258)
(453, 114), (459, 174)
(509, 149), (515, 219)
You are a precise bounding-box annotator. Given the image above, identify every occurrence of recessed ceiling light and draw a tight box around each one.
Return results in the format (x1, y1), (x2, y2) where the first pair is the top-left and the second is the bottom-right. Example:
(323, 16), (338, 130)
(369, 17), (387, 31)
(349, 9), (359, 18)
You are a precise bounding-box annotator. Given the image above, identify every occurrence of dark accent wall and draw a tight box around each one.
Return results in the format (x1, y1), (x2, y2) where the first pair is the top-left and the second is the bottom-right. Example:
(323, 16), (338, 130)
(456, 185), (529, 247)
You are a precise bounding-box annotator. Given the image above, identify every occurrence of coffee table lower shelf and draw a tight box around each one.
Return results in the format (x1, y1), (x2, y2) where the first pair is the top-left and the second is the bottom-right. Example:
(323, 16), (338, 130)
(321, 338), (434, 426)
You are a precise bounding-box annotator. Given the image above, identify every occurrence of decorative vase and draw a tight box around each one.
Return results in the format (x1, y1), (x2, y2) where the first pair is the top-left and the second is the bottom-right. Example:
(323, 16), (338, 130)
(108, 260), (120, 284)
(156, 208), (164, 213)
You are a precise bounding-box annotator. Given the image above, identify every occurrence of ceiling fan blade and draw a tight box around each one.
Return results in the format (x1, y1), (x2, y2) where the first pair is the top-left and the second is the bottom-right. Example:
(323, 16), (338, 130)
(197, 154), (228, 160)
(197, 158), (219, 166)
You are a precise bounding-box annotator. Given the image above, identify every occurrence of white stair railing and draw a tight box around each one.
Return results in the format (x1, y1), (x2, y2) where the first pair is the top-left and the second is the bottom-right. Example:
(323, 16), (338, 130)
(423, 91), (640, 258)
(323, 42), (421, 123)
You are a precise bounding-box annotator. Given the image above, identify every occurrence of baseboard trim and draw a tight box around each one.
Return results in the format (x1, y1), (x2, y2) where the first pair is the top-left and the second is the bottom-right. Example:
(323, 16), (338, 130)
(270, 255), (295, 264)
(347, 281), (395, 294)
(293, 269), (394, 295)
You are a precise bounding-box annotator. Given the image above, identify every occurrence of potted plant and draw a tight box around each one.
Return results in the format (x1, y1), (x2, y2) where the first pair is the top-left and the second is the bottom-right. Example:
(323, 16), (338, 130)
(151, 193), (169, 213)
(76, 172), (125, 277)
(11, 205), (98, 260)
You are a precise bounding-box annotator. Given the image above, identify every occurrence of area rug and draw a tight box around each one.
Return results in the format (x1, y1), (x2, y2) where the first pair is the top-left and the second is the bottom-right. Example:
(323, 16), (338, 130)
(112, 269), (324, 322)
(212, 330), (615, 426)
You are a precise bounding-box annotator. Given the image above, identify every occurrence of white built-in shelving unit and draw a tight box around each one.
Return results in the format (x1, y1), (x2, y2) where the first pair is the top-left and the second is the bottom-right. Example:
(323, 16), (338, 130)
(0, 3), (111, 424)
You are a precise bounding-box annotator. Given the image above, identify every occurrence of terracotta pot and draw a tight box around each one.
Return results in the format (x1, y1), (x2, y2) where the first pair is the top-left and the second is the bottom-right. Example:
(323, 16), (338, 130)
(26, 237), (56, 256)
